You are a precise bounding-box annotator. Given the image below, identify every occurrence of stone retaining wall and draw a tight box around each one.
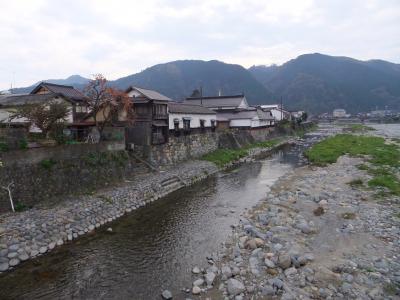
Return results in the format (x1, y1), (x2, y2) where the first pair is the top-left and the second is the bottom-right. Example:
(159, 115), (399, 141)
(0, 160), (218, 273)
(0, 148), (143, 213)
(133, 127), (279, 165)
(134, 131), (219, 165)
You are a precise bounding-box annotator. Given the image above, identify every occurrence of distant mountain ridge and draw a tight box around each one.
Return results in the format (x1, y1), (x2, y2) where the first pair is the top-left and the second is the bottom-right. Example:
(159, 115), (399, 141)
(249, 53), (400, 113)
(9, 54), (400, 113)
(10, 75), (90, 94)
(109, 60), (273, 104)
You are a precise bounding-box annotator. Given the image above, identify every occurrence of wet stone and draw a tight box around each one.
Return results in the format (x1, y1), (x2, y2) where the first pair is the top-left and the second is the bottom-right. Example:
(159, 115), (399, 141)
(0, 262), (9, 272)
(9, 258), (20, 267)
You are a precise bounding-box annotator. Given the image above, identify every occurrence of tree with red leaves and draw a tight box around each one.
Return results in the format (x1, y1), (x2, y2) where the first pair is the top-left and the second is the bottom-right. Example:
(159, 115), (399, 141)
(84, 74), (134, 141)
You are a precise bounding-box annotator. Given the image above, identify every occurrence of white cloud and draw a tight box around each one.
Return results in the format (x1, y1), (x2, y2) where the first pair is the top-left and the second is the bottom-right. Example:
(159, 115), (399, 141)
(0, 0), (399, 90)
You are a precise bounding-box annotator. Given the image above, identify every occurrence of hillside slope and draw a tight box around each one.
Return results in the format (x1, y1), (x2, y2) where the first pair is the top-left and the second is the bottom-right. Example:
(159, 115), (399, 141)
(249, 53), (400, 113)
(110, 60), (273, 104)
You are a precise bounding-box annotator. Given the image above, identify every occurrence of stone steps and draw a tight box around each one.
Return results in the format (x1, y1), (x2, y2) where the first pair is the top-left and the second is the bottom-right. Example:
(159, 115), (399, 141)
(160, 176), (184, 192)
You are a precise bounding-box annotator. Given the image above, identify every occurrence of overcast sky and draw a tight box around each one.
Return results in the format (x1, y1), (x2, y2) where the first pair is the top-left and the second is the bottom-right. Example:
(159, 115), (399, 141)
(1, 0), (399, 90)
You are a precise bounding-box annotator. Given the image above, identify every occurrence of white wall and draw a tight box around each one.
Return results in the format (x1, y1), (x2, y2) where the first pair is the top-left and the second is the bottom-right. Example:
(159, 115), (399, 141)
(230, 117), (273, 128)
(271, 108), (290, 121)
(169, 113), (216, 129)
(333, 109), (346, 117)
(230, 119), (252, 127)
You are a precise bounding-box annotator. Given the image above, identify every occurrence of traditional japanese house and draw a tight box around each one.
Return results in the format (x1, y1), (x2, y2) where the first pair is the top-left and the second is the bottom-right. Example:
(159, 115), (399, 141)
(167, 102), (216, 136)
(125, 86), (170, 146)
(0, 82), (89, 137)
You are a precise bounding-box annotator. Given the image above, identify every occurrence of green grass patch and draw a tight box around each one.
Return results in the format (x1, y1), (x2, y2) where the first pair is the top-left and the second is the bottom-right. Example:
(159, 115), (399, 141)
(19, 139), (28, 150)
(364, 266), (375, 273)
(14, 202), (27, 212)
(356, 164), (369, 171)
(306, 134), (400, 196)
(383, 283), (399, 296)
(202, 138), (281, 167)
(348, 124), (376, 132)
(368, 174), (400, 195)
(249, 139), (280, 149)
(0, 141), (9, 152)
(40, 159), (56, 169)
(202, 148), (248, 167)
(305, 134), (400, 167)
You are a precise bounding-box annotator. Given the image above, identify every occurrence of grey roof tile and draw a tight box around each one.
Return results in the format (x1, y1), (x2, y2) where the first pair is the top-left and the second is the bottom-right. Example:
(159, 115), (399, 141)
(168, 102), (216, 115)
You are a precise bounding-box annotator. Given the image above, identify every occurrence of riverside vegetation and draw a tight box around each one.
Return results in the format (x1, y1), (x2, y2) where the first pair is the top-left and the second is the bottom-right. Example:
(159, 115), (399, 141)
(202, 139), (281, 167)
(305, 134), (400, 196)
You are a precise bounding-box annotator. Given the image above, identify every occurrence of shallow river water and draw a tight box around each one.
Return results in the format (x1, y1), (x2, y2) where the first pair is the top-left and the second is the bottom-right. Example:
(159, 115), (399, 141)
(0, 132), (326, 300)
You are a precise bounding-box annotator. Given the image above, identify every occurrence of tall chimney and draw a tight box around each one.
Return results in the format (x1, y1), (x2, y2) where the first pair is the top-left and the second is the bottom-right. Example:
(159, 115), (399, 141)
(218, 89), (222, 97)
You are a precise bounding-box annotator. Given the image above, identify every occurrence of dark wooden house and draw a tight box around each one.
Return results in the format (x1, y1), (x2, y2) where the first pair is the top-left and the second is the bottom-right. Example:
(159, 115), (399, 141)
(125, 86), (170, 146)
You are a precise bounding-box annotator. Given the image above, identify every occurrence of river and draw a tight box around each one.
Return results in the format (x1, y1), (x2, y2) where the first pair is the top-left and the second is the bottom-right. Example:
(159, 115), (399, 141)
(0, 130), (329, 300)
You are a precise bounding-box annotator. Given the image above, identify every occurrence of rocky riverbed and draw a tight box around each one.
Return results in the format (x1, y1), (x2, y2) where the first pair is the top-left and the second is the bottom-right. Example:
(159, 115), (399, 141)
(186, 155), (400, 299)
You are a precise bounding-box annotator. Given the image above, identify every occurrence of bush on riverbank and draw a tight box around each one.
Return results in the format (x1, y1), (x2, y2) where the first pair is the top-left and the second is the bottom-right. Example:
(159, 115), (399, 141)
(306, 134), (400, 195)
(202, 138), (281, 167)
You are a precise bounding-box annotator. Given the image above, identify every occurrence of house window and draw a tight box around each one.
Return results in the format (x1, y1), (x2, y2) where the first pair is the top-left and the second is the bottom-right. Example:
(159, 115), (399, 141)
(76, 105), (88, 113)
(183, 118), (191, 135)
(136, 105), (147, 115)
(200, 119), (205, 132)
(153, 104), (167, 117)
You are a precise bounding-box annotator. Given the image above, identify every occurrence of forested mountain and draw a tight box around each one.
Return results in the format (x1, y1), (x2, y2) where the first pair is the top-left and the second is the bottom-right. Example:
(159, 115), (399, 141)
(249, 53), (400, 113)
(109, 60), (273, 104)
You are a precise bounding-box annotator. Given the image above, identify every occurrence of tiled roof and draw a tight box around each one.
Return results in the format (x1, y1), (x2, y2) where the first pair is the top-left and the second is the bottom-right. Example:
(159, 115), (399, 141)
(185, 95), (246, 108)
(30, 82), (86, 100)
(168, 102), (216, 115)
(0, 93), (64, 107)
(126, 86), (172, 101)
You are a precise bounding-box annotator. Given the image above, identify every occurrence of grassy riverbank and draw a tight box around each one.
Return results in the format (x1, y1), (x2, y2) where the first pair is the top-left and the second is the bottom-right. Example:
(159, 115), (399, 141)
(306, 134), (400, 195)
(347, 124), (376, 132)
(202, 138), (281, 167)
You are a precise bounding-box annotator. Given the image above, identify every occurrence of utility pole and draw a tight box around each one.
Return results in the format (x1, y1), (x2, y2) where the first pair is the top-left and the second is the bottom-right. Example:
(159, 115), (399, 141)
(280, 96), (283, 121)
(200, 85), (203, 105)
